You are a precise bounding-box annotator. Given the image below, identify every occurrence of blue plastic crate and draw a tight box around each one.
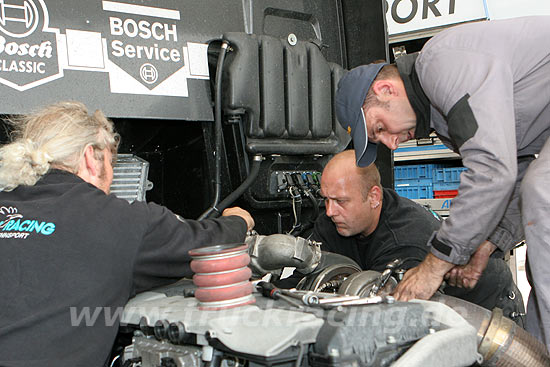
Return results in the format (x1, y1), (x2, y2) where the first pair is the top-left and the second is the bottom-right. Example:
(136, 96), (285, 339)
(395, 179), (433, 199)
(433, 167), (467, 190)
(394, 163), (446, 181)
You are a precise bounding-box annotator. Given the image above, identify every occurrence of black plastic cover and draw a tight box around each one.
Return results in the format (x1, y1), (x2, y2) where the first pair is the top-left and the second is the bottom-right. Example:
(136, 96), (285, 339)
(222, 33), (350, 155)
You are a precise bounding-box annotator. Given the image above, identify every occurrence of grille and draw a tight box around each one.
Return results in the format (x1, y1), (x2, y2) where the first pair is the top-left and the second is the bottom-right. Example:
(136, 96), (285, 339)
(110, 154), (151, 202)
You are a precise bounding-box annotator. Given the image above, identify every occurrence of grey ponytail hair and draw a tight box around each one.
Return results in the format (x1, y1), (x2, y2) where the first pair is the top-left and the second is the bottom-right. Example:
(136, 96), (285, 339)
(0, 101), (119, 191)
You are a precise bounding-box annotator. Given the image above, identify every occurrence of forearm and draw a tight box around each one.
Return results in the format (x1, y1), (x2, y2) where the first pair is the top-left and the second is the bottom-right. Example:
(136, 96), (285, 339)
(422, 252), (455, 276)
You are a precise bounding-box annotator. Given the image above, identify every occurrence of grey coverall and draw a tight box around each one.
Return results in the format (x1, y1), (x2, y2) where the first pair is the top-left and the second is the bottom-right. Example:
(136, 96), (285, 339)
(396, 16), (550, 349)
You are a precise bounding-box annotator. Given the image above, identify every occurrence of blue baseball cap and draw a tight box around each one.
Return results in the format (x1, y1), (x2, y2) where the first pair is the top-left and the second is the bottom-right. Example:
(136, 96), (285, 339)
(335, 63), (386, 167)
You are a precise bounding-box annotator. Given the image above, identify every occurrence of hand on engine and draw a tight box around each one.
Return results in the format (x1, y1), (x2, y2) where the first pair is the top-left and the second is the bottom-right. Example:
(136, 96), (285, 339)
(222, 207), (255, 231)
(392, 253), (454, 301)
(444, 240), (496, 289)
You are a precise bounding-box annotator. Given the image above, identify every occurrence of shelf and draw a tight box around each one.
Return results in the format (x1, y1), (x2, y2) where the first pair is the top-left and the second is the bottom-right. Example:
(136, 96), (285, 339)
(394, 136), (460, 162)
(414, 198), (453, 217)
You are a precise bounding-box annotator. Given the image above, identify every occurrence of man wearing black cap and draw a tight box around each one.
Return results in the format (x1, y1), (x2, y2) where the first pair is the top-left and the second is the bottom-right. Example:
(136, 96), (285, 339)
(335, 16), (550, 349)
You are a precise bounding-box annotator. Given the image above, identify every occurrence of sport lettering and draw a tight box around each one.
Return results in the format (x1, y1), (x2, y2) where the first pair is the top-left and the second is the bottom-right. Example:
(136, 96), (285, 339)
(387, 0), (456, 24)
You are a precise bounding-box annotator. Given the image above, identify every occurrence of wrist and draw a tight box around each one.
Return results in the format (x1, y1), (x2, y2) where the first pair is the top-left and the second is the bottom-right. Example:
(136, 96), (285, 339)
(423, 253), (455, 277)
(478, 240), (497, 256)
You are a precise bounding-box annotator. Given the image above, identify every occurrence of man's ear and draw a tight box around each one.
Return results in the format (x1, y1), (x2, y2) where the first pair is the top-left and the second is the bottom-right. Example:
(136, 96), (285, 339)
(368, 185), (382, 209)
(371, 80), (395, 102)
(83, 145), (99, 176)
(77, 145), (99, 182)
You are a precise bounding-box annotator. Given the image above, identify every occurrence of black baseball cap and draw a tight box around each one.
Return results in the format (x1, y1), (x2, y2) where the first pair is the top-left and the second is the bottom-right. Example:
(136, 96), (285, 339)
(335, 63), (387, 167)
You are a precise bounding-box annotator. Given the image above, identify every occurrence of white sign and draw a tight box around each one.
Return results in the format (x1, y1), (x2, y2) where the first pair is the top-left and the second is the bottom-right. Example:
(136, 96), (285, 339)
(0, 0), (210, 97)
(485, 0), (550, 20)
(0, 0), (62, 91)
(385, 0), (487, 36)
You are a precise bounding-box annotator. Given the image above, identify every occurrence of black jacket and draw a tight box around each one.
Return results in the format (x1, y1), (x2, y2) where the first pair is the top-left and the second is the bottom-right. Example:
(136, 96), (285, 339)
(0, 170), (247, 367)
(312, 189), (438, 272)
(311, 188), (525, 324)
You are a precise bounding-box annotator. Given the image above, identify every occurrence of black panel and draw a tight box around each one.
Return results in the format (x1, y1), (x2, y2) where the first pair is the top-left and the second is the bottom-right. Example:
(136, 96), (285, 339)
(340, 0), (393, 188)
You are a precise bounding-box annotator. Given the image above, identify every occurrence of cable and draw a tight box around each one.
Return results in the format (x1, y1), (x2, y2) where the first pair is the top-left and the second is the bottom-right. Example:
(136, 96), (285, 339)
(287, 186), (302, 235)
(110, 355), (120, 367)
(199, 41), (229, 221)
(209, 155), (262, 218)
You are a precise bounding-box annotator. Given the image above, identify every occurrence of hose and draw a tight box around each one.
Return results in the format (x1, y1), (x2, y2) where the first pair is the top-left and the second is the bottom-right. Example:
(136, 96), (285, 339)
(290, 190), (320, 237)
(431, 293), (550, 366)
(209, 154), (262, 218)
(199, 41), (229, 221)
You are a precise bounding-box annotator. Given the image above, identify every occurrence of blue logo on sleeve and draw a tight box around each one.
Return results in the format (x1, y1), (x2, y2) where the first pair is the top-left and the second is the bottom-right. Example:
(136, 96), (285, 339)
(0, 206), (56, 239)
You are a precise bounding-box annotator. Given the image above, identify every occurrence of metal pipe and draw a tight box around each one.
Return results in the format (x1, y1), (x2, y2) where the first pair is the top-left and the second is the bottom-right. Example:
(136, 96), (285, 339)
(431, 293), (550, 366)
(247, 234), (322, 276)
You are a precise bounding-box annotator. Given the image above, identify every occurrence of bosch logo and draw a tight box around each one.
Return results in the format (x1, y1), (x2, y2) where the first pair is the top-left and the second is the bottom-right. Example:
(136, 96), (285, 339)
(140, 63), (158, 84)
(0, 0), (40, 38)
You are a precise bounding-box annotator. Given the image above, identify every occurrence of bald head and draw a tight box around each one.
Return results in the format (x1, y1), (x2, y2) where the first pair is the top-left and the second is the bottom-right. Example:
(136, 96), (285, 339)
(323, 150), (381, 198)
(320, 150), (383, 237)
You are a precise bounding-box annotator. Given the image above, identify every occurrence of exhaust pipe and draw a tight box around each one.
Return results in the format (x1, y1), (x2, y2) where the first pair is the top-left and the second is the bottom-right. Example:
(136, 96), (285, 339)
(431, 293), (550, 366)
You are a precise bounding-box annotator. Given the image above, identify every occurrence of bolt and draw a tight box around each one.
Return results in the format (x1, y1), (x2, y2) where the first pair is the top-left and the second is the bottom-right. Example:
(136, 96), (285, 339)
(328, 348), (340, 357)
(387, 335), (397, 344)
(385, 296), (395, 304)
(288, 33), (297, 46)
(303, 294), (319, 305)
(429, 328), (436, 334)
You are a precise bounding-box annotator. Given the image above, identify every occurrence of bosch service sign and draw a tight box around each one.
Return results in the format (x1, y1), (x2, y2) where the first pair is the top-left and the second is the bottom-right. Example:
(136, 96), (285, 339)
(0, 0), (61, 90)
(104, 1), (193, 91)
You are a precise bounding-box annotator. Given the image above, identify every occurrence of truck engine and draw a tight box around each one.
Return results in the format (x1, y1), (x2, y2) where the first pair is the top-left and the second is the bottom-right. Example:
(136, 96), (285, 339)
(116, 237), (549, 367)
(0, 2), (548, 366)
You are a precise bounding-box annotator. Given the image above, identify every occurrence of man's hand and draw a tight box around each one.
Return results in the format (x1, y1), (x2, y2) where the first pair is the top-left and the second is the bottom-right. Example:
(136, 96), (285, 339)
(392, 253), (454, 301)
(444, 240), (496, 289)
(222, 207), (255, 231)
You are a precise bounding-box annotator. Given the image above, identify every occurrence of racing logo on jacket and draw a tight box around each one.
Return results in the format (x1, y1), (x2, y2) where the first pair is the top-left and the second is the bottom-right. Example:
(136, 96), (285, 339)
(0, 206), (56, 238)
(0, 0), (61, 91)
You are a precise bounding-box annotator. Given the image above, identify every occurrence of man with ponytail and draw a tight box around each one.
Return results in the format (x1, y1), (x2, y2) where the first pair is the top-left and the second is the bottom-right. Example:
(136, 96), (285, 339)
(0, 101), (254, 367)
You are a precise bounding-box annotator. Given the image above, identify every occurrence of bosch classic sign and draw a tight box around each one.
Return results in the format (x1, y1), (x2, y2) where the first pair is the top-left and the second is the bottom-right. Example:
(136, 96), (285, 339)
(0, 0), (61, 90)
(385, 0), (487, 37)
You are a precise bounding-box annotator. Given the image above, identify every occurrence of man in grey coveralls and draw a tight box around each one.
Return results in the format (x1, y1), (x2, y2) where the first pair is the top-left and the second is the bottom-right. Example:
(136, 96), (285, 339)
(334, 16), (550, 350)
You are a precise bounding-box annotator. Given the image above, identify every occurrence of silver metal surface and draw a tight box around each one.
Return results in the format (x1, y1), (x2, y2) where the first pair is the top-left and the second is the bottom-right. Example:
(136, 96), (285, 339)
(110, 154), (151, 202)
